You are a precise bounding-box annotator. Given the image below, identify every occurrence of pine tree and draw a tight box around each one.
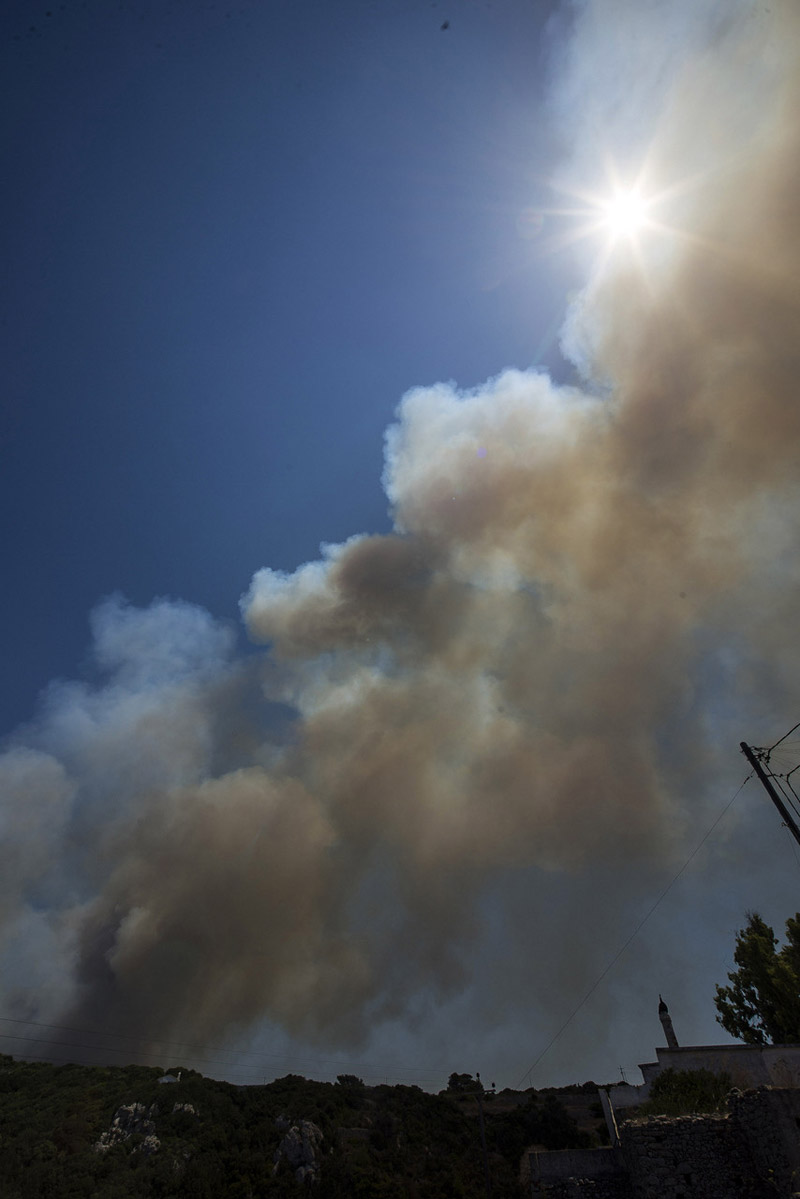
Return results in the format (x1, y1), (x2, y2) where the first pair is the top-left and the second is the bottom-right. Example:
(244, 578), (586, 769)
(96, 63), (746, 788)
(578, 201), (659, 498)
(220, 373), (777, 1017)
(714, 911), (800, 1044)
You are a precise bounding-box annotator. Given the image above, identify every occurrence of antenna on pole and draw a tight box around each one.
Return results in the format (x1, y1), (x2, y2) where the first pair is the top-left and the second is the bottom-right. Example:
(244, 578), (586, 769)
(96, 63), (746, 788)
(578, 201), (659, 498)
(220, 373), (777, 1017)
(740, 741), (800, 849)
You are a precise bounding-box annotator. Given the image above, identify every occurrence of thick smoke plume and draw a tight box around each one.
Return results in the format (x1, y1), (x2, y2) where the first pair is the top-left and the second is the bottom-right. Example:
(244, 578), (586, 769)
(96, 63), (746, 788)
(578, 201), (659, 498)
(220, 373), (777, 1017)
(2, 0), (799, 1071)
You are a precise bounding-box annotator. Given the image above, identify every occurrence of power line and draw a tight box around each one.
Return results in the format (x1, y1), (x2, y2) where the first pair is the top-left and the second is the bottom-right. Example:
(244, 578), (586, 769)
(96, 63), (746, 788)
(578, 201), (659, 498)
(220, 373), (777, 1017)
(743, 740), (800, 847)
(0, 1039), (444, 1088)
(0, 1016), (288, 1061)
(782, 824), (800, 875)
(753, 727), (800, 825)
(754, 723), (800, 825)
(765, 720), (800, 755)
(762, 747), (800, 822)
(0, 1015), (445, 1087)
(784, 774), (800, 814)
(0, 1027), (445, 1087)
(1, 768), (762, 1094)
(772, 773), (800, 823)
(0, 1031), (268, 1074)
(0, 1015), (431, 1077)
(513, 772), (752, 1090)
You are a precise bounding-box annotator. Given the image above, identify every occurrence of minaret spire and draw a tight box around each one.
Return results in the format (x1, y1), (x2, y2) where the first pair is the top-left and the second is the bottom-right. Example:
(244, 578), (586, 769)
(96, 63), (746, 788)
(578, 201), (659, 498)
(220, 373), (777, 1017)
(658, 994), (679, 1049)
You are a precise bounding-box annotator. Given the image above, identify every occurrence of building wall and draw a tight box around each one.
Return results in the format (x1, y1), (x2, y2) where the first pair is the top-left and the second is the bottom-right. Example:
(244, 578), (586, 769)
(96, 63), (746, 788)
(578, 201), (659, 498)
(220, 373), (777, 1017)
(606, 1081), (652, 1110)
(649, 1043), (800, 1088)
(611, 1043), (800, 1108)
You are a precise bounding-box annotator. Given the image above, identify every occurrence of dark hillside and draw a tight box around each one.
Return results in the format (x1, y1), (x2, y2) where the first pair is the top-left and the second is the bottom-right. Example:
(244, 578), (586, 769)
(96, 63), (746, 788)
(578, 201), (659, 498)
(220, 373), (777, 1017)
(0, 1055), (594, 1197)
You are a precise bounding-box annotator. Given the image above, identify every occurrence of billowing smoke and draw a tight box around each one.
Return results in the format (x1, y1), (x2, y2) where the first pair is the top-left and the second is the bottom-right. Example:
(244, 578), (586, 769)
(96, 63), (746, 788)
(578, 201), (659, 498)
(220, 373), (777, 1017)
(2, 0), (799, 1072)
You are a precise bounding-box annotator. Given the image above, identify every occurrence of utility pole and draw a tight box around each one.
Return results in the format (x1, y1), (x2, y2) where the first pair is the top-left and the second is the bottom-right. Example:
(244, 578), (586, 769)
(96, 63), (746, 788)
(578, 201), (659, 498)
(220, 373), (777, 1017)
(475, 1090), (492, 1199)
(473, 1074), (492, 1199)
(740, 741), (800, 849)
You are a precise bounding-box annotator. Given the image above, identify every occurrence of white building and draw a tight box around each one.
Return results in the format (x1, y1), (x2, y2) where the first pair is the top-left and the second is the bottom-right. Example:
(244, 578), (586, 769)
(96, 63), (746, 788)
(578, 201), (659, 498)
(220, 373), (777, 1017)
(602, 998), (800, 1129)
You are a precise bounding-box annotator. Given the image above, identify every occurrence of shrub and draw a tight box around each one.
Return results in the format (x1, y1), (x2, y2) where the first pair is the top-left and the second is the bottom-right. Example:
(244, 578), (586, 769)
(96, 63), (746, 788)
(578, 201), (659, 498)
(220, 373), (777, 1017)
(636, 1068), (732, 1117)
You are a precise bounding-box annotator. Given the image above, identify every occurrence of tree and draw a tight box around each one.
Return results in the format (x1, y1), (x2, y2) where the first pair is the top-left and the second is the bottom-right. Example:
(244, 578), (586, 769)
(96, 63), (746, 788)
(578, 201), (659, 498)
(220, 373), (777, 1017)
(335, 1074), (364, 1089)
(446, 1072), (478, 1093)
(714, 911), (800, 1044)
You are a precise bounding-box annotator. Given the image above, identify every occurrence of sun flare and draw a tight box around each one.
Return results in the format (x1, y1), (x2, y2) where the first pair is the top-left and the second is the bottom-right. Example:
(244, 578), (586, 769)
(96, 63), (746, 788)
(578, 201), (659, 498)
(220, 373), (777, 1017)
(543, 169), (670, 265)
(602, 188), (649, 238)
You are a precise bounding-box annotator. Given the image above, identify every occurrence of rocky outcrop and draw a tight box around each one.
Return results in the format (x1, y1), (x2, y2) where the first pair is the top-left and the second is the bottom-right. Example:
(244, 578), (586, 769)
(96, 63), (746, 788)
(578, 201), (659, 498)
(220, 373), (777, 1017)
(94, 1102), (160, 1154)
(135, 1133), (161, 1157)
(273, 1117), (324, 1183)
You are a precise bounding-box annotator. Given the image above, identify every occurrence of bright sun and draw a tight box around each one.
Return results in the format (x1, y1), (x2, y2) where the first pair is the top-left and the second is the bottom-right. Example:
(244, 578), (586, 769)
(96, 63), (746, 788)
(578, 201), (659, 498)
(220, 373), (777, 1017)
(602, 188), (648, 238)
(544, 169), (667, 261)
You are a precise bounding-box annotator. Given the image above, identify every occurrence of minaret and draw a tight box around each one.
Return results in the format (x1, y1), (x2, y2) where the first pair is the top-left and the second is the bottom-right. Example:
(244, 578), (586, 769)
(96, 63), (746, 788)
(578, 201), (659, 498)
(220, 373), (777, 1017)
(659, 995), (679, 1049)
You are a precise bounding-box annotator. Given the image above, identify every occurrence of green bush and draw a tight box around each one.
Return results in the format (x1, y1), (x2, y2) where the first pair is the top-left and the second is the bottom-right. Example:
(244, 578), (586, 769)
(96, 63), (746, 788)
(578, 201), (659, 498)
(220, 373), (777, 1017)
(636, 1068), (732, 1117)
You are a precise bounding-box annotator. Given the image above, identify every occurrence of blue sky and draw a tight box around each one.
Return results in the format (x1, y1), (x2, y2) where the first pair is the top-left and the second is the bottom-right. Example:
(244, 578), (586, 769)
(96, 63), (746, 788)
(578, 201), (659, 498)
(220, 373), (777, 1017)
(3, 0), (800, 1091)
(2, 0), (575, 736)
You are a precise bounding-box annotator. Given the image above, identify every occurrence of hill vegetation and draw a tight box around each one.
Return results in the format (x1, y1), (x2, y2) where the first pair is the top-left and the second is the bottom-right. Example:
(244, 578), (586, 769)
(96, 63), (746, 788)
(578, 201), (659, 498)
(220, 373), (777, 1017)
(0, 1055), (599, 1198)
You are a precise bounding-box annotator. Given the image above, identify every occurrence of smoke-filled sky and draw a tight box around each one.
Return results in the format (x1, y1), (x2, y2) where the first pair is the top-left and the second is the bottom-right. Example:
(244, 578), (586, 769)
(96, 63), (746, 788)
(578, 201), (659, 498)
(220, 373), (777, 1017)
(2, 0), (800, 1090)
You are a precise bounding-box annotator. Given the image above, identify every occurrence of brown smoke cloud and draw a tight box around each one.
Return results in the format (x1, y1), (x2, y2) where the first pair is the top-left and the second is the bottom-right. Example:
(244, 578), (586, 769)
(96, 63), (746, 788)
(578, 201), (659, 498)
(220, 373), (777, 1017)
(2, 0), (799, 1071)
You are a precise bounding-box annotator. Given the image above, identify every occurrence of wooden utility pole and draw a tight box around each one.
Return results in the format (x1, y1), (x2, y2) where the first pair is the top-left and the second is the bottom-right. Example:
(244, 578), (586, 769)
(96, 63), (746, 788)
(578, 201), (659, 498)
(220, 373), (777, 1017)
(474, 1087), (492, 1199)
(740, 741), (800, 848)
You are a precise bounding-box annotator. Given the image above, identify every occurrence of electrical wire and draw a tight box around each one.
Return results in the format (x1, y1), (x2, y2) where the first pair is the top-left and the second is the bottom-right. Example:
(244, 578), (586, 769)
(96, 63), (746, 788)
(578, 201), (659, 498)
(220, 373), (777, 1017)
(772, 774), (800, 823)
(783, 824), (800, 875)
(0, 1038), (444, 1088)
(774, 761), (800, 804)
(0, 1016), (430, 1075)
(0, 1021), (231, 1059)
(0, 769), (762, 1093)
(0, 1016), (306, 1063)
(784, 774), (800, 814)
(765, 721), (800, 755)
(0, 1027), (445, 1087)
(0, 1031), (269, 1074)
(749, 726), (800, 830)
(513, 772), (753, 1090)
(0, 1015), (446, 1087)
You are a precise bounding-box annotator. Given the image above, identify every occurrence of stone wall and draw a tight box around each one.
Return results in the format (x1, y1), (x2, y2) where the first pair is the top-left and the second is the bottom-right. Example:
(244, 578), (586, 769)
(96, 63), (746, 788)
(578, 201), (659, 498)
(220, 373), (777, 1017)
(531, 1148), (626, 1185)
(729, 1086), (800, 1195)
(530, 1147), (633, 1198)
(532, 1175), (634, 1198)
(620, 1112), (756, 1199)
(531, 1087), (800, 1198)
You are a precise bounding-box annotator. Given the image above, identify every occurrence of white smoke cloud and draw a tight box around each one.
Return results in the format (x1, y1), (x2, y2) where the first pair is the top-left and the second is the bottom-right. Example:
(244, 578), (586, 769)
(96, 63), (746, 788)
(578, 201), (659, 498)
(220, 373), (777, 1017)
(1, 0), (799, 1080)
